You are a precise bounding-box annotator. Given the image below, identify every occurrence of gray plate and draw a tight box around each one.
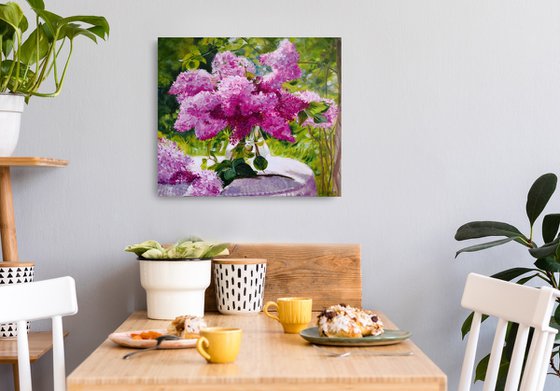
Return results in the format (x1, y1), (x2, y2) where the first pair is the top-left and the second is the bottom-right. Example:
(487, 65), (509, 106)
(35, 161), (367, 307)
(299, 327), (412, 347)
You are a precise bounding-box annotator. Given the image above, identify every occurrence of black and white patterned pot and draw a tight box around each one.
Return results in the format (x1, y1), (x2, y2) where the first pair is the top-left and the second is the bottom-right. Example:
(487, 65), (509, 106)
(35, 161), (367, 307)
(213, 259), (267, 315)
(0, 262), (34, 338)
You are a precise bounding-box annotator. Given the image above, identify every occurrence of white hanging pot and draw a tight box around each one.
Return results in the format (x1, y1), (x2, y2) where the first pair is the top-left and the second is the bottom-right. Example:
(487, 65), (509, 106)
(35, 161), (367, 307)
(139, 259), (211, 320)
(0, 94), (25, 157)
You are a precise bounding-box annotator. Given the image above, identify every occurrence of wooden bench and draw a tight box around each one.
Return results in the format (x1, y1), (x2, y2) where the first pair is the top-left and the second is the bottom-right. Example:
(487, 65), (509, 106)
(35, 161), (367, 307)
(205, 243), (361, 311)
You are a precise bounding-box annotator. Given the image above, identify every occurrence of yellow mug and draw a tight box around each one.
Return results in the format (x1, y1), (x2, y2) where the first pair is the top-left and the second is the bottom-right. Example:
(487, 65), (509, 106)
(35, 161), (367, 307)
(196, 327), (242, 364)
(264, 297), (313, 334)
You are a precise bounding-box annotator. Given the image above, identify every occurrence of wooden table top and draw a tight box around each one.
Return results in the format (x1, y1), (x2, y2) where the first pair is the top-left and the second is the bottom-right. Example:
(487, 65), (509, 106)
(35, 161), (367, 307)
(67, 311), (446, 391)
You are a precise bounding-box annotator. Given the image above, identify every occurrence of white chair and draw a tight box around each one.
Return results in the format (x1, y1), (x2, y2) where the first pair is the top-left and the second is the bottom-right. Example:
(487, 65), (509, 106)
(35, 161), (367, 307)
(459, 273), (560, 391)
(0, 276), (78, 391)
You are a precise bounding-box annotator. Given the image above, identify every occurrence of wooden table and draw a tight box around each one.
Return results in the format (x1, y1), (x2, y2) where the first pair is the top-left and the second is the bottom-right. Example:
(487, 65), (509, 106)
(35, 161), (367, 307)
(67, 311), (447, 391)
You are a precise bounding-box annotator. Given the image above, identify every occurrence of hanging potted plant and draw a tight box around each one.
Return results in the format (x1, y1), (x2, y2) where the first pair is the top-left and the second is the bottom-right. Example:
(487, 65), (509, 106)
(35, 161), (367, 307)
(125, 237), (229, 320)
(0, 0), (109, 155)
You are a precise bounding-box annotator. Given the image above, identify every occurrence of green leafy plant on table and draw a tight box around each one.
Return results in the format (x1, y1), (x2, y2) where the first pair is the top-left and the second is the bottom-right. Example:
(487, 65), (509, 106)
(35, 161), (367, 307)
(125, 237), (229, 260)
(455, 173), (560, 388)
(0, 0), (109, 100)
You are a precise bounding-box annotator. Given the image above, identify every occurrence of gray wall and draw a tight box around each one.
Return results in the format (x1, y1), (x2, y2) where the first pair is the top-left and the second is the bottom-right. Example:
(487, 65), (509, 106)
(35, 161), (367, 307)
(1, 0), (560, 389)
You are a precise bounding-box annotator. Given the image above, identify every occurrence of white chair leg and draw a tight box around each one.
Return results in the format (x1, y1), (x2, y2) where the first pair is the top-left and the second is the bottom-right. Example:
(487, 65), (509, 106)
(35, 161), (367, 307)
(16, 320), (32, 391)
(459, 312), (482, 391)
(52, 315), (66, 391)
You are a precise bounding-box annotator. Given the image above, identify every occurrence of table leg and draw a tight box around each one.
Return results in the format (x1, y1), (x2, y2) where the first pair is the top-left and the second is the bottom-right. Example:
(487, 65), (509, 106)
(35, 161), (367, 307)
(0, 166), (18, 261)
(12, 362), (19, 391)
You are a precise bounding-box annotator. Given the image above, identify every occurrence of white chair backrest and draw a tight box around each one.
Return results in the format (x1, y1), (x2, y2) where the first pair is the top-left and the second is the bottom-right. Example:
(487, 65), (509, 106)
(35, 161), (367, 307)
(459, 273), (560, 391)
(0, 277), (78, 391)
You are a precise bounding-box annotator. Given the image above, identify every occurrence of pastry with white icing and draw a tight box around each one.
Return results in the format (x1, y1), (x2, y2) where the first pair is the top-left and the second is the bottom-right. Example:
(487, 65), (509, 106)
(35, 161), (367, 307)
(317, 304), (384, 338)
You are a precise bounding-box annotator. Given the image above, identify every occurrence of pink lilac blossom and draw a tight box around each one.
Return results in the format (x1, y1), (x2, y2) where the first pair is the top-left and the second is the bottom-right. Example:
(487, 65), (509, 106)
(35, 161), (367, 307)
(158, 138), (223, 196)
(168, 70), (214, 101)
(212, 51), (256, 79)
(158, 138), (194, 184)
(295, 90), (339, 128)
(174, 92), (228, 139)
(259, 39), (302, 92)
(170, 40), (310, 144)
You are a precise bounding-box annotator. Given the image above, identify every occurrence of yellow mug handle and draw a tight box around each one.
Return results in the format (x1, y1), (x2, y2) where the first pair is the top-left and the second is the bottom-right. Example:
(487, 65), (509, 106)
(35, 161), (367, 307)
(196, 336), (211, 361)
(264, 301), (280, 322)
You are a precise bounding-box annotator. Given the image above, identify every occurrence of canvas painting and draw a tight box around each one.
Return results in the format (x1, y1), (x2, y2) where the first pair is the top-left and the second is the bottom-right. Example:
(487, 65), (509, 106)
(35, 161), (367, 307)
(158, 37), (341, 197)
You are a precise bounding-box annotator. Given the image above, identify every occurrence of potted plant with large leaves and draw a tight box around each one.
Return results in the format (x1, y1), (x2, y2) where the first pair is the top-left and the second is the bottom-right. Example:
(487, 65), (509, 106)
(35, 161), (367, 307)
(125, 238), (229, 320)
(0, 0), (109, 155)
(455, 173), (560, 388)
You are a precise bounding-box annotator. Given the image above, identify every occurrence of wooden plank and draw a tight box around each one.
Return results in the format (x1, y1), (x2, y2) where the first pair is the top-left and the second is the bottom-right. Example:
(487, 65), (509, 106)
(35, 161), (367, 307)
(67, 311), (446, 391)
(0, 166), (17, 261)
(0, 331), (68, 363)
(0, 157), (68, 167)
(205, 243), (361, 312)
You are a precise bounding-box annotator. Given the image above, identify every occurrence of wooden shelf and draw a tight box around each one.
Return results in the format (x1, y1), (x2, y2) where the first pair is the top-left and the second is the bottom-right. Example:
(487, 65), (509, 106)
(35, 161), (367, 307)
(0, 331), (68, 363)
(0, 157), (68, 167)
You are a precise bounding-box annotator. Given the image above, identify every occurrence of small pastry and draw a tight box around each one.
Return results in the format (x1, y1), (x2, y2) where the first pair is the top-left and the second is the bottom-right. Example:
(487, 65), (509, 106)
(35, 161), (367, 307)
(167, 315), (207, 339)
(317, 304), (384, 338)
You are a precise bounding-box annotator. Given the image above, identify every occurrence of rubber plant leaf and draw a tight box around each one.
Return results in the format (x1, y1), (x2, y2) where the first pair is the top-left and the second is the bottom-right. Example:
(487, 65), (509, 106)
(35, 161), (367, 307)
(455, 237), (516, 258)
(526, 173), (557, 228)
(455, 221), (526, 241)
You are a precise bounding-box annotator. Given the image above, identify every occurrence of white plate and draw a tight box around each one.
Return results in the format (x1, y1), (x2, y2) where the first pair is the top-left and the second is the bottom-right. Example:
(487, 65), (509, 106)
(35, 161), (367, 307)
(108, 329), (197, 349)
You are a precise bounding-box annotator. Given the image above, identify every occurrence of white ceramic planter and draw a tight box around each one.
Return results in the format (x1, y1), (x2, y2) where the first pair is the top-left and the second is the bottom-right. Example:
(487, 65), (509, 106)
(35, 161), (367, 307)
(139, 259), (211, 320)
(213, 258), (267, 315)
(0, 94), (25, 156)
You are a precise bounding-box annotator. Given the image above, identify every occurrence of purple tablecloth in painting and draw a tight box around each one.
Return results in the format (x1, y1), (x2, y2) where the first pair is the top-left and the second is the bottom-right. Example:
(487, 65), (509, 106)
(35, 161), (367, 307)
(158, 156), (317, 197)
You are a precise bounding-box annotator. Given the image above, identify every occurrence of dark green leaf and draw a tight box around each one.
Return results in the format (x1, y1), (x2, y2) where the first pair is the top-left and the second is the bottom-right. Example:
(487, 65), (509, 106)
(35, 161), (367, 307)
(234, 162), (257, 178)
(534, 257), (560, 272)
(542, 214), (560, 244)
(455, 237), (516, 258)
(554, 304), (560, 326)
(455, 221), (526, 241)
(222, 168), (236, 182)
(491, 267), (535, 282)
(528, 238), (560, 258)
(516, 273), (538, 285)
(253, 156), (268, 171)
(526, 173), (557, 227)
(232, 158), (245, 169)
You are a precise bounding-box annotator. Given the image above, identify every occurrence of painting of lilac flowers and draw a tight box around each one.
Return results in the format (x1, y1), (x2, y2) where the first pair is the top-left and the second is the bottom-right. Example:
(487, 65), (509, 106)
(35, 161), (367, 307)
(158, 38), (341, 197)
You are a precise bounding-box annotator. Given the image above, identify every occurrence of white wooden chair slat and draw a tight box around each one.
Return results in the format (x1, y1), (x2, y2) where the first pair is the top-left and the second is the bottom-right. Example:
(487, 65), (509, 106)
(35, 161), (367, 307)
(482, 318), (508, 391)
(504, 324), (530, 391)
(459, 311), (482, 391)
(0, 277), (77, 391)
(459, 273), (560, 391)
